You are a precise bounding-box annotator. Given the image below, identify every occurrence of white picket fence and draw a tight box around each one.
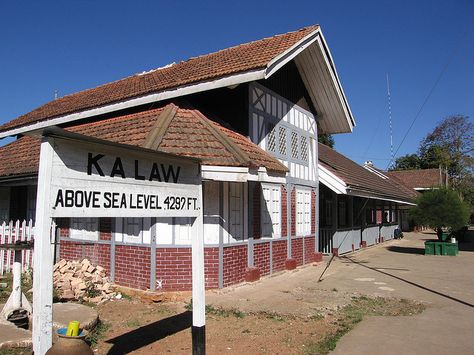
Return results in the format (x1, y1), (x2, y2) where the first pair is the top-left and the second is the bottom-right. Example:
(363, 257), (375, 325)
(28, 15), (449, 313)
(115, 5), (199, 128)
(0, 220), (36, 275)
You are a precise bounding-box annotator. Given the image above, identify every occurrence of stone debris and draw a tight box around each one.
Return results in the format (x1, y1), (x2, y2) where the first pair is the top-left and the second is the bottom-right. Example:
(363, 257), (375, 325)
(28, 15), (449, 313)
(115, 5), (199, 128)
(53, 259), (116, 303)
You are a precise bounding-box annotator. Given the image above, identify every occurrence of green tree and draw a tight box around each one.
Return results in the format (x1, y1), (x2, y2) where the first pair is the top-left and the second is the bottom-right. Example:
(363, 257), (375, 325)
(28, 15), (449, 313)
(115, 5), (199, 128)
(393, 115), (474, 212)
(318, 134), (335, 148)
(418, 115), (473, 185)
(391, 154), (422, 170)
(410, 188), (470, 239)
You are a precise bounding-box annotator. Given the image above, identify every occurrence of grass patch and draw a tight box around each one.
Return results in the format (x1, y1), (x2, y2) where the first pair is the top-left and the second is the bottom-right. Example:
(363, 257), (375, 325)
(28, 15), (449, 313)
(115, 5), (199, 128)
(185, 300), (246, 318)
(120, 292), (132, 300)
(309, 313), (324, 321)
(86, 320), (111, 347)
(254, 311), (289, 322)
(0, 273), (13, 303)
(205, 304), (245, 318)
(125, 318), (141, 328)
(0, 270), (33, 304)
(305, 297), (425, 354)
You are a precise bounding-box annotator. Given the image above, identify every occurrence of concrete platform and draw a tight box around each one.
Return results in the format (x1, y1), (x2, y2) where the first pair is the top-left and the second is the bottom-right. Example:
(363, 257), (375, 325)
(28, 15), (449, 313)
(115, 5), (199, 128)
(52, 302), (99, 330)
(208, 232), (474, 355)
(0, 302), (98, 349)
(0, 318), (32, 349)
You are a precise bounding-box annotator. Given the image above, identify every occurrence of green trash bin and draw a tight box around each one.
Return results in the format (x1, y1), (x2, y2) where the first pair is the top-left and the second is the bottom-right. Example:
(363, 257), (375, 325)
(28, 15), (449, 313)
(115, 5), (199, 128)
(445, 242), (459, 256)
(434, 242), (445, 255)
(425, 241), (435, 255)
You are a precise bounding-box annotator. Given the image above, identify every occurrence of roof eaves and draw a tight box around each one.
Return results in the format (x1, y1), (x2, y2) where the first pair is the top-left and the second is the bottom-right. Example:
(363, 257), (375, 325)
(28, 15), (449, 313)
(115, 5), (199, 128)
(346, 187), (416, 205)
(0, 69), (266, 139)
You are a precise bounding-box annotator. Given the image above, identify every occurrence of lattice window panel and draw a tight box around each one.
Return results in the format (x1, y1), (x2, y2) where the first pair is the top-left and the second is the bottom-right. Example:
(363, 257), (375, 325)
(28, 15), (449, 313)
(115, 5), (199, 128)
(278, 126), (287, 155)
(300, 136), (308, 162)
(267, 123), (276, 152)
(291, 131), (299, 159)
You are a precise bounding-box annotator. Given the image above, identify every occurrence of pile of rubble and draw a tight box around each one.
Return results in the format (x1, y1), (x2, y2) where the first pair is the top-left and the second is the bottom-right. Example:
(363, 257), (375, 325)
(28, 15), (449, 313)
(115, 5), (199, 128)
(53, 259), (116, 303)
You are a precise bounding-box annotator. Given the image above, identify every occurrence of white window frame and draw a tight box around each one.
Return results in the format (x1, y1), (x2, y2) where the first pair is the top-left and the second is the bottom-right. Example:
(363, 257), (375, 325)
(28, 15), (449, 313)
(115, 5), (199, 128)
(172, 217), (192, 244)
(115, 217), (151, 244)
(70, 217), (99, 241)
(261, 184), (281, 238)
(296, 188), (312, 236)
(228, 182), (244, 241)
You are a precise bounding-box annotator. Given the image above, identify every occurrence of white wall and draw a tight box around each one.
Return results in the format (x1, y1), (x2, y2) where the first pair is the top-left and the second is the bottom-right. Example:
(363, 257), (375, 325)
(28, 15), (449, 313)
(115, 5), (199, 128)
(249, 83), (318, 182)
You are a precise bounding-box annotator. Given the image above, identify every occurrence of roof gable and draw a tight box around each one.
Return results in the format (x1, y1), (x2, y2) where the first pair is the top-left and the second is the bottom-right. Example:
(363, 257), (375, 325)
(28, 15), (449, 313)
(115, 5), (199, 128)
(0, 25), (354, 138)
(385, 169), (445, 190)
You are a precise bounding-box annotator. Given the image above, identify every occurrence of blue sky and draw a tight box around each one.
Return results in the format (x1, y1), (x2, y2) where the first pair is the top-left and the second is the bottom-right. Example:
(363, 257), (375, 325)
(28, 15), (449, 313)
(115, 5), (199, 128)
(0, 0), (472, 168)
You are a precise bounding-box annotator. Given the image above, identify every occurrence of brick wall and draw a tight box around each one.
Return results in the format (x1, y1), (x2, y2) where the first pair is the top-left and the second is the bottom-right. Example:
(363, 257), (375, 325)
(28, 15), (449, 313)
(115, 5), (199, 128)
(155, 247), (192, 291)
(281, 186), (287, 237)
(254, 242), (271, 276)
(204, 247), (219, 289)
(56, 214), (316, 292)
(272, 239), (287, 272)
(223, 244), (247, 287)
(59, 218), (111, 274)
(304, 236), (316, 263)
(291, 238), (304, 266)
(115, 245), (151, 290)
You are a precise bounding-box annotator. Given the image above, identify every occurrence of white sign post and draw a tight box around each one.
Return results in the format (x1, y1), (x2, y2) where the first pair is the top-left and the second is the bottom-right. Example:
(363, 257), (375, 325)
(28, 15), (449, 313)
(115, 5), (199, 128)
(32, 129), (206, 354)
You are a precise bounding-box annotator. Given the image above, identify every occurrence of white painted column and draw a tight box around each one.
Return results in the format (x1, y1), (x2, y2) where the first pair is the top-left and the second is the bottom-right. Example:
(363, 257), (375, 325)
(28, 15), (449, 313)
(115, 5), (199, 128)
(192, 183), (205, 354)
(32, 138), (55, 354)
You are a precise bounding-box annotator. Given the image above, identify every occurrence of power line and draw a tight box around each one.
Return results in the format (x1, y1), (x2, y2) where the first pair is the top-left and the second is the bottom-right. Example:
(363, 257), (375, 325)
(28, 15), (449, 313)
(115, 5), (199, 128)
(385, 23), (473, 170)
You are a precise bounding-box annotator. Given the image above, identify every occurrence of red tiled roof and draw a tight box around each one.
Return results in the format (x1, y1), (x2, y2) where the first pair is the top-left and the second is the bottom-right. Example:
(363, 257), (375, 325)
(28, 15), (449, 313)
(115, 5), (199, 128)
(385, 169), (445, 189)
(0, 25), (319, 134)
(318, 143), (418, 202)
(0, 103), (287, 178)
(0, 136), (40, 177)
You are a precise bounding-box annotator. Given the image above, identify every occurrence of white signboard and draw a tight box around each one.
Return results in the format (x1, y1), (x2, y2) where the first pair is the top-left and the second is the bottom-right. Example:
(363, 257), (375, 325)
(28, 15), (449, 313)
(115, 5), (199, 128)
(33, 131), (205, 354)
(49, 136), (201, 218)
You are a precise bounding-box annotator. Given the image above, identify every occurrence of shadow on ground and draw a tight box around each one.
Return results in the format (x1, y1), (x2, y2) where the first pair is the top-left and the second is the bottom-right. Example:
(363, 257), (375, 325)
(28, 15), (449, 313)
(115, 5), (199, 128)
(105, 311), (191, 354)
(341, 256), (474, 309)
(386, 246), (425, 255)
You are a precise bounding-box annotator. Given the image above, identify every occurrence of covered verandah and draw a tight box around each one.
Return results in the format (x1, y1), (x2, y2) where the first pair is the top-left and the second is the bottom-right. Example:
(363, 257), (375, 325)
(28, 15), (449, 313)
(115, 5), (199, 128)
(318, 184), (402, 255)
(316, 143), (418, 256)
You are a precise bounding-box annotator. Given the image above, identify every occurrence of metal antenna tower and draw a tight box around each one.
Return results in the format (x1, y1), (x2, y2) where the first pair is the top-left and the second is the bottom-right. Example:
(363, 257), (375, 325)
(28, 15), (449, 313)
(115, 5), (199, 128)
(386, 73), (394, 168)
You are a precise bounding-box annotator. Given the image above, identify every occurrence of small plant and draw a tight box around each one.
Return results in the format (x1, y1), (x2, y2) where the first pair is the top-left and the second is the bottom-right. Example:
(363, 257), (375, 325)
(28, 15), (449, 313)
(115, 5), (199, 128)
(309, 313), (324, 321)
(85, 281), (101, 298)
(86, 320), (111, 347)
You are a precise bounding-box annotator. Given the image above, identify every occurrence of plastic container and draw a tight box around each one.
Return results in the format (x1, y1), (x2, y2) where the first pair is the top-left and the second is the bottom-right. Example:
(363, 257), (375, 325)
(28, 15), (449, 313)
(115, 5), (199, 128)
(445, 242), (459, 256)
(425, 241), (435, 255)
